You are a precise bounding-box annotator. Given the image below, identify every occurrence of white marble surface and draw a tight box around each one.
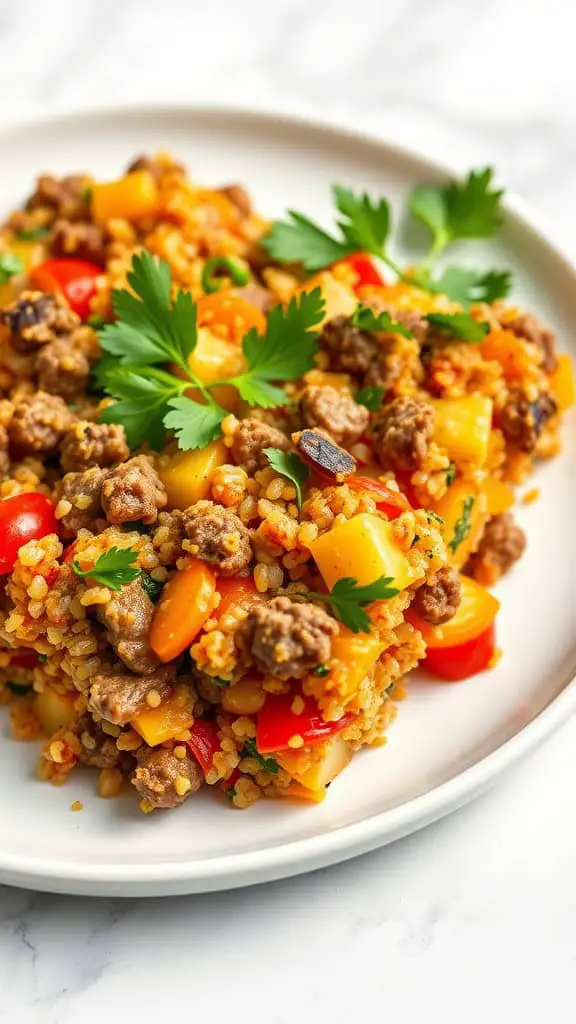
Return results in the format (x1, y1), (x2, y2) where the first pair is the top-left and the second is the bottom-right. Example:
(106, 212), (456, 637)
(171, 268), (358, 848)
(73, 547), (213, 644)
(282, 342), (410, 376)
(0, 0), (575, 1019)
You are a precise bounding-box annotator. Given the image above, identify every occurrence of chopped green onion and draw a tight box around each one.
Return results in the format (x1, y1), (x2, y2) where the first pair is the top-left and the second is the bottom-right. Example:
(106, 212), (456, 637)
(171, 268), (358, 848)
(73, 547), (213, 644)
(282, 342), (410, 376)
(201, 256), (250, 294)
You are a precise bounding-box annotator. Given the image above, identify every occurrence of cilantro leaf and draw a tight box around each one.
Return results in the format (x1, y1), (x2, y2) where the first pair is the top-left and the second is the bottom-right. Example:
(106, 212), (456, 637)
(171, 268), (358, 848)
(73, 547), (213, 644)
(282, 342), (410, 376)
(426, 313), (490, 342)
(262, 211), (352, 272)
(264, 448), (309, 509)
(311, 575), (400, 634)
(231, 289), (324, 407)
(425, 510), (445, 526)
(432, 266), (512, 307)
(355, 386), (385, 412)
(100, 365), (185, 449)
(408, 186), (448, 250)
(0, 253), (23, 285)
(445, 462), (457, 486)
(333, 185), (390, 257)
(15, 226), (50, 241)
(163, 397), (226, 451)
(448, 496), (475, 554)
(351, 304), (414, 338)
(410, 168), (504, 259)
(243, 738), (279, 775)
(73, 547), (140, 590)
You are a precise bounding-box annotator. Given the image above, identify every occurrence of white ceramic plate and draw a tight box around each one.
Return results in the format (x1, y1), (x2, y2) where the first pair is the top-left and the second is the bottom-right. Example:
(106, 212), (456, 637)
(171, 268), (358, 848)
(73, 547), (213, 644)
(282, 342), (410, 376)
(0, 105), (574, 897)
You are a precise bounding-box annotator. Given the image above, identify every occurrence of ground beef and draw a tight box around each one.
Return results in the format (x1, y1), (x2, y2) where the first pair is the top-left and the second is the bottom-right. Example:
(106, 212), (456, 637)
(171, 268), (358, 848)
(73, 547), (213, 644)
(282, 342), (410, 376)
(505, 312), (557, 375)
(88, 662), (176, 726)
(320, 308), (427, 387)
(8, 390), (75, 454)
(101, 456), (167, 525)
(96, 578), (158, 675)
(233, 281), (274, 312)
(245, 596), (338, 680)
(300, 384), (369, 447)
(51, 218), (106, 265)
(125, 154), (186, 181)
(60, 421), (129, 473)
(412, 566), (462, 625)
(231, 417), (290, 474)
(36, 339), (90, 398)
(75, 714), (122, 769)
(26, 174), (91, 221)
(319, 315), (378, 377)
(499, 388), (557, 453)
(183, 501), (252, 576)
(132, 745), (203, 810)
(373, 396), (435, 471)
(469, 512), (527, 583)
(218, 183), (252, 217)
(1, 290), (79, 353)
(56, 466), (106, 534)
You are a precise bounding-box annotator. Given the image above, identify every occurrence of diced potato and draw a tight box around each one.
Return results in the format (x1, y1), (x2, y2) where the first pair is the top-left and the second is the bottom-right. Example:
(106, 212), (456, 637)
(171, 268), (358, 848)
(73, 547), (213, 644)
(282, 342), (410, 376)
(324, 628), (386, 701)
(280, 782), (327, 803)
(298, 271), (357, 324)
(295, 737), (352, 791)
(431, 396), (493, 466)
(34, 688), (76, 735)
(483, 477), (514, 517)
(91, 170), (159, 224)
(160, 439), (228, 511)
(132, 691), (194, 747)
(303, 368), (353, 393)
(433, 480), (488, 569)
(309, 512), (421, 592)
(481, 329), (533, 380)
(188, 327), (246, 384)
(550, 353), (575, 412)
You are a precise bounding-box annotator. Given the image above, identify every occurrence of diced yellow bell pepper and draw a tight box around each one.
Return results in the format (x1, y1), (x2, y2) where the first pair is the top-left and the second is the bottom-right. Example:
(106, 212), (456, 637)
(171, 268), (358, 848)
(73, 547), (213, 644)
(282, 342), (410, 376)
(550, 353), (575, 412)
(279, 782), (327, 803)
(34, 688), (76, 735)
(294, 737), (352, 791)
(309, 512), (421, 592)
(91, 170), (159, 225)
(431, 396), (493, 466)
(433, 480), (488, 569)
(324, 628), (386, 701)
(160, 439), (228, 511)
(483, 477), (514, 517)
(184, 326), (246, 412)
(298, 271), (357, 324)
(132, 692), (194, 747)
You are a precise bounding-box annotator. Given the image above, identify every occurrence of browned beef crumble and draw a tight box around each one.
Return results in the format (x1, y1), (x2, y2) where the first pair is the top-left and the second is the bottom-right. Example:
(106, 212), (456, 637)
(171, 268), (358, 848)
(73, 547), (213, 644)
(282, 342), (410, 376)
(36, 339), (90, 398)
(499, 388), (557, 453)
(320, 308), (427, 390)
(300, 384), (369, 447)
(1, 290), (79, 353)
(319, 315), (377, 377)
(51, 218), (106, 265)
(76, 714), (123, 769)
(218, 183), (252, 217)
(373, 396), (434, 471)
(8, 390), (75, 454)
(0, 423), (9, 476)
(412, 566), (462, 625)
(231, 417), (290, 474)
(26, 174), (91, 221)
(132, 746), (203, 809)
(505, 312), (557, 375)
(60, 421), (130, 473)
(96, 578), (159, 675)
(56, 466), (106, 535)
(245, 596), (338, 680)
(183, 501), (252, 576)
(125, 154), (186, 181)
(88, 662), (176, 726)
(101, 456), (167, 525)
(469, 512), (527, 580)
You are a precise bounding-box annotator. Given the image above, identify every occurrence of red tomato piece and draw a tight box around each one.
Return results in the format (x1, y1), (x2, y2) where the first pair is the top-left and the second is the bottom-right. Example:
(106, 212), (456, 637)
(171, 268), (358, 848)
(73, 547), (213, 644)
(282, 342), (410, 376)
(0, 493), (59, 574)
(343, 252), (385, 290)
(30, 258), (101, 321)
(423, 623), (496, 681)
(256, 692), (355, 753)
(187, 719), (221, 777)
(220, 766), (241, 795)
(347, 475), (411, 519)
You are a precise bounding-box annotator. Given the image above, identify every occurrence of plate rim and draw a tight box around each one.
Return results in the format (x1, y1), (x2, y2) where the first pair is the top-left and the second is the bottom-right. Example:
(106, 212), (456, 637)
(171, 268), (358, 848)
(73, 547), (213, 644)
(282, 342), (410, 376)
(0, 100), (574, 896)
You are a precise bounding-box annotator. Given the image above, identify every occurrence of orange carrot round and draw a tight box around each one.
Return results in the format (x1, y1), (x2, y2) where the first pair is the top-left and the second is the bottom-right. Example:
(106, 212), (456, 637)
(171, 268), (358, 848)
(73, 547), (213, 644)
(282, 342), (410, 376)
(149, 559), (217, 662)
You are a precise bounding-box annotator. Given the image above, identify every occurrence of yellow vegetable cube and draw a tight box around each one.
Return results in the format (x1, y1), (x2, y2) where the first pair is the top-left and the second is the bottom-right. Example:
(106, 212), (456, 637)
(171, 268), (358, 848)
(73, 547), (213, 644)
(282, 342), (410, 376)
(294, 737), (352, 791)
(299, 271), (357, 324)
(91, 170), (159, 225)
(160, 439), (228, 511)
(34, 689), (76, 735)
(132, 692), (194, 747)
(325, 628), (386, 701)
(433, 480), (488, 569)
(309, 512), (420, 592)
(550, 353), (575, 412)
(431, 396), (493, 466)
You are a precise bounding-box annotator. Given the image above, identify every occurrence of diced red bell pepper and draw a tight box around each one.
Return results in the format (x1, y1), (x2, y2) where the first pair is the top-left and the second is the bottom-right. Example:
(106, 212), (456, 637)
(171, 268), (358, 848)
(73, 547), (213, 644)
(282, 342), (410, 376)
(30, 258), (101, 321)
(220, 766), (241, 796)
(342, 252), (385, 290)
(422, 623), (496, 681)
(9, 649), (38, 669)
(256, 692), (355, 754)
(347, 475), (411, 519)
(0, 492), (59, 575)
(187, 719), (221, 776)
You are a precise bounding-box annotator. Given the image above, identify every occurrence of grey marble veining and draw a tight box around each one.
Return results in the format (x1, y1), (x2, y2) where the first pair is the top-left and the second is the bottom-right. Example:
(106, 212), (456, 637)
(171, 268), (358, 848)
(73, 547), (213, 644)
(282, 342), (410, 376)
(0, 1), (575, 1020)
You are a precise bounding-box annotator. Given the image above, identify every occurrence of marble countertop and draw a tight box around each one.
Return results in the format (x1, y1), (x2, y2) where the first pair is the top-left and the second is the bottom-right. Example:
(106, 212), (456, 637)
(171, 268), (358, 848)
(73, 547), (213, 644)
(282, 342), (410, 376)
(0, 0), (575, 1019)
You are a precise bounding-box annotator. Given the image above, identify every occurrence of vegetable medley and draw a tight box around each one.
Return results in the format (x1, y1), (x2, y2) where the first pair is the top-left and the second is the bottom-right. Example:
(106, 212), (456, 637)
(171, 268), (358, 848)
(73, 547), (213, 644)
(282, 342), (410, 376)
(0, 153), (573, 811)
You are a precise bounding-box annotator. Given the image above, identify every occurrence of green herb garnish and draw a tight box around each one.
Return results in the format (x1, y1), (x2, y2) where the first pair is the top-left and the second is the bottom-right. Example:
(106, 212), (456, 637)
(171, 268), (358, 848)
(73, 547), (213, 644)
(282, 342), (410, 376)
(426, 313), (490, 342)
(425, 510), (445, 526)
(445, 462), (457, 486)
(6, 681), (33, 695)
(409, 168), (504, 263)
(242, 738), (279, 775)
(430, 267), (512, 308)
(312, 664), (330, 677)
(15, 226), (50, 241)
(0, 253), (23, 285)
(351, 304), (414, 338)
(263, 448), (309, 510)
(448, 497), (475, 554)
(310, 575), (400, 634)
(140, 572), (164, 603)
(355, 386), (385, 412)
(87, 313), (106, 329)
(97, 252), (324, 451)
(201, 256), (250, 293)
(72, 547), (141, 590)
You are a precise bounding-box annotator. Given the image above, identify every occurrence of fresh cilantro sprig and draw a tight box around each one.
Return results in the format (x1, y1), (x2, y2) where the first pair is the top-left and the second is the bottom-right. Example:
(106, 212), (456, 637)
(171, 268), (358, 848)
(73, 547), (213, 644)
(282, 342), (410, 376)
(264, 448), (309, 510)
(310, 575), (400, 634)
(426, 313), (490, 342)
(448, 497), (475, 554)
(96, 252), (324, 451)
(351, 304), (414, 338)
(72, 547), (141, 590)
(355, 386), (385, 412)
(430, 267), (512, 308)
(0, 253), (23, 285)
(242, 738), (279, 775)
(409, 168), (504, 262)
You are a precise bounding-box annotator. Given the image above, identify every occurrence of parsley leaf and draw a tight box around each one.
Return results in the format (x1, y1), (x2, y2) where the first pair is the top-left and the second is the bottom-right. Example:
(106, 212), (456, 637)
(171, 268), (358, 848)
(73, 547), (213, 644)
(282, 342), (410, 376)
(448, 496), (475, 554)
(100, 365), (186, 449)
(15, 226), (50, 241)
(0, 253), (23, 285)
(445, 462), (457, 486)
(351, 304), (414, 338)
(140, 572), (164, 603)
(230, 289), (324, 408)
(262, 210), (351, 272)
(432, 266), (512, 307)
(243, 738), (279, 775)
(426, 313), (490, 342)
(333, 185), (390, 258)
(163, 397), (226, 451)
(312, 664), (330, 677)
(355, 386), (385, 412)
(264, 448), (309, 510)
(72, 547), (141, 590)
(310, 575), (400, 634)
(410, 168), (504, 259)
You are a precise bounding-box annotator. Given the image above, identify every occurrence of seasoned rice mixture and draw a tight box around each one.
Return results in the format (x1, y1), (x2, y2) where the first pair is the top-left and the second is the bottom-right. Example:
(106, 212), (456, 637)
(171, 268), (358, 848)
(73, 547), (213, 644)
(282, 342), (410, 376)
(0, 155), (572, 811)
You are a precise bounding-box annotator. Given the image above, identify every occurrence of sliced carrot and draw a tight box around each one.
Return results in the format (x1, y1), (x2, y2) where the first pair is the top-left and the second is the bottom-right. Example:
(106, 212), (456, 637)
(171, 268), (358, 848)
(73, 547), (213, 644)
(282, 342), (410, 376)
(214, 576), (259, 619)
(149, 559), (217, 662)
(196, 292), (266, 342)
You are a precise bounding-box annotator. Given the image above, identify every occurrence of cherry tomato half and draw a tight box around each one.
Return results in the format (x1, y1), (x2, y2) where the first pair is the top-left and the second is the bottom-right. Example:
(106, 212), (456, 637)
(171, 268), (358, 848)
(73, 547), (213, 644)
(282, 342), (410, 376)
(0, 493), (59, 574)
(422, 623), (496, 681)
(30, 258), (101, 321)
(348, 475), (411, 519)
(257, 692), (355, 754)
(187, 719), (221, 777)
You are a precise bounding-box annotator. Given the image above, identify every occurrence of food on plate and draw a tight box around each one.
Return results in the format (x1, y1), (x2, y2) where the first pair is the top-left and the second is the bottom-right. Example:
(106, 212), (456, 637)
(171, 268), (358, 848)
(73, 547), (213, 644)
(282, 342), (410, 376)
(0, 155), (572, 811)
